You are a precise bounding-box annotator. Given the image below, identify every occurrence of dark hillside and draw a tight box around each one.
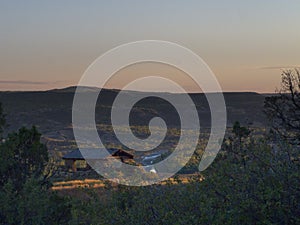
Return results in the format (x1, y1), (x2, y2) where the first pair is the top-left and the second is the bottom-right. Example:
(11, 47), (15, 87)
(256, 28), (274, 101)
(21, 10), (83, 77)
(0, 87), (266, 135)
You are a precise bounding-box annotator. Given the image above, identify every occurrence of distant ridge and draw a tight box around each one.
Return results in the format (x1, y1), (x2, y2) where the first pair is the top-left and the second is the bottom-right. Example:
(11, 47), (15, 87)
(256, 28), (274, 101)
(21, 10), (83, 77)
(0, 85), (267, 133)
(49, 86), (100, 93)
(47, 85), (262, 96)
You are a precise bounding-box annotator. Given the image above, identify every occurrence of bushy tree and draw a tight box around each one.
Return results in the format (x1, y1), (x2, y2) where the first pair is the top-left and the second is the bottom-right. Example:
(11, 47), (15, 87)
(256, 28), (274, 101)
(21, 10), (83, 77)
(206, 128), (300, 224)
(231, 121), (251, 151)
(264, 69), (300, 144)
(0, 178), (71, 225)
(0, 126), (48, 189)
(0, 102), (71, 225)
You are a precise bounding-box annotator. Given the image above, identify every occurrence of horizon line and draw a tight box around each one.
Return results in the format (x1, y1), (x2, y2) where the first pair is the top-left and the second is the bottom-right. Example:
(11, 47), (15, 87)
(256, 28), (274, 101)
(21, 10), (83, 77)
(0, 85), (277, 95)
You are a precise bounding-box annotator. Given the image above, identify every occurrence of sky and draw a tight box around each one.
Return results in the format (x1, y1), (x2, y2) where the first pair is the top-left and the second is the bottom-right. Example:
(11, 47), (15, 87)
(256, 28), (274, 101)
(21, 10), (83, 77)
(0, 0), (299, 92)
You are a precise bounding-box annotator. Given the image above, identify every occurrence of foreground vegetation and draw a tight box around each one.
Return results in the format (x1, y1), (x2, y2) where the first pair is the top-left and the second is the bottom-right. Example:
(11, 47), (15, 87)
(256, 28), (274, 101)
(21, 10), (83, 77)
(0, 70), (300, 224)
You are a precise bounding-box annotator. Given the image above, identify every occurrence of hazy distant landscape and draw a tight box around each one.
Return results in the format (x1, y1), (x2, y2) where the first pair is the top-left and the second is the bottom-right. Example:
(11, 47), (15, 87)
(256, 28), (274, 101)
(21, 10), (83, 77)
(0, 86), (267, 133)
(0, 87), (267, 169)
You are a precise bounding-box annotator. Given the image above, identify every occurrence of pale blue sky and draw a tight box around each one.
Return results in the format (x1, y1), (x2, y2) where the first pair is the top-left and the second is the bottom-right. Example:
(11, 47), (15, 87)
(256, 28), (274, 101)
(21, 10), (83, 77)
(0, 0), (299, 92)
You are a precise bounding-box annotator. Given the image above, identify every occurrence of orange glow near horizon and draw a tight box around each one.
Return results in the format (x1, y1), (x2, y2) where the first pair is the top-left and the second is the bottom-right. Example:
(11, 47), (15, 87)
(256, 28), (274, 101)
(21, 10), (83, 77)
(0, 1), (299, 93)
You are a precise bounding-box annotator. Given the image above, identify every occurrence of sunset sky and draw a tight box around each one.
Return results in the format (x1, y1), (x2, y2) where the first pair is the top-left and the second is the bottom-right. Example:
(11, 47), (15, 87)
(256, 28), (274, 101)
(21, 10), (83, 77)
(0, 0), (299, 92)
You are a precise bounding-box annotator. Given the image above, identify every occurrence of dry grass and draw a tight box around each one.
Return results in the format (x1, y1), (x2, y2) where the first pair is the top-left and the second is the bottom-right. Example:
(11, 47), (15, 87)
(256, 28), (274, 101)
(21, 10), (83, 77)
(52, 179), (105, 190)
(51, 174), (203, 191)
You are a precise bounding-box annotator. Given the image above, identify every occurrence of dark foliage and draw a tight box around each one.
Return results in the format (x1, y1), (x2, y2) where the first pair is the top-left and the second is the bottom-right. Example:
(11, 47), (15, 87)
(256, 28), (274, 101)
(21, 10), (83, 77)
(0, 126), (48, 189)
(0, 104), (71, 225)
(264, 69), (300, 144)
